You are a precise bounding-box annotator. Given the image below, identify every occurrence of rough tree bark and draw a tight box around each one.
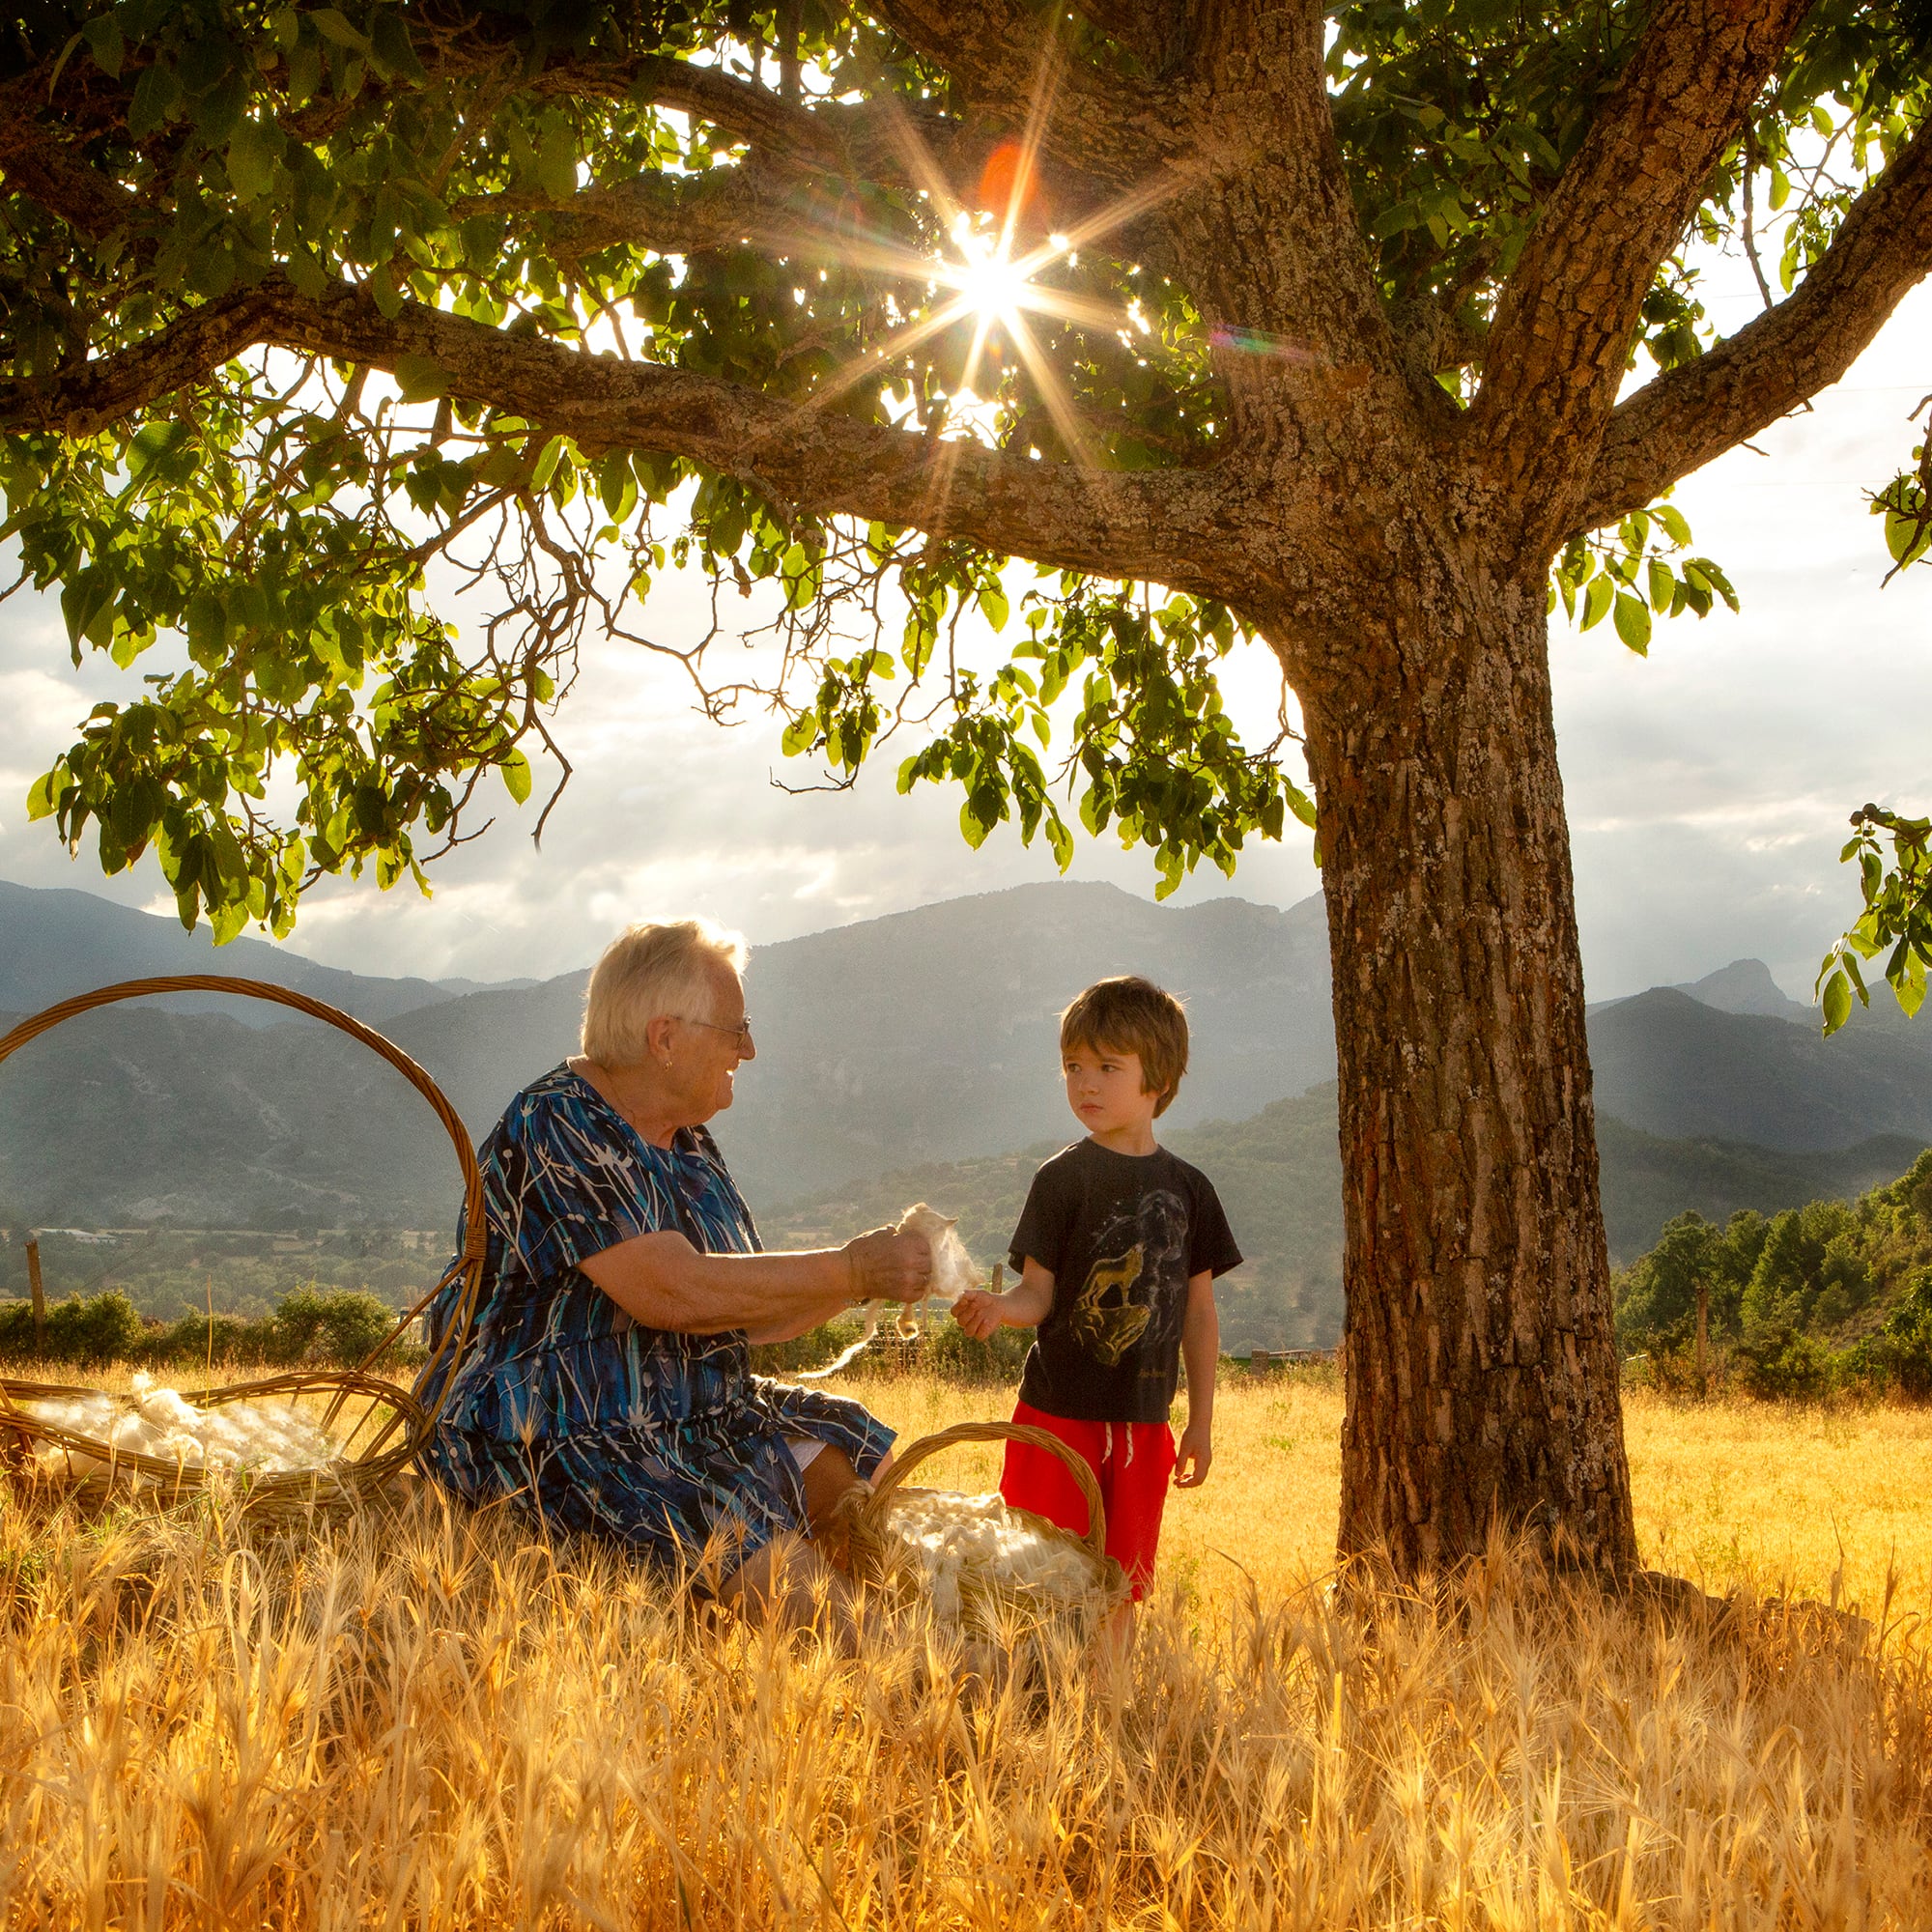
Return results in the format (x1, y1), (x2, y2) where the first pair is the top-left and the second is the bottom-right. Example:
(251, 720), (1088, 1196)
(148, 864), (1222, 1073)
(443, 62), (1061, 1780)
(1297, 566), (1634, 1573)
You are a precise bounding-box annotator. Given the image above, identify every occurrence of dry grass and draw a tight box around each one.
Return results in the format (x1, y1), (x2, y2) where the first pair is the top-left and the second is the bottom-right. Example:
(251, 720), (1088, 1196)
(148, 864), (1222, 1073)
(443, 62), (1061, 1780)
(5, 1366), (1932, 1926)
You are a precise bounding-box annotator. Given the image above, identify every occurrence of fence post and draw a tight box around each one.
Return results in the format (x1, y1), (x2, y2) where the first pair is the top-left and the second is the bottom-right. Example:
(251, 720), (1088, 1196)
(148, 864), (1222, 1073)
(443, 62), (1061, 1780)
(1695, 1276), (1710, 1397)
(26, 1236), (45, 1351)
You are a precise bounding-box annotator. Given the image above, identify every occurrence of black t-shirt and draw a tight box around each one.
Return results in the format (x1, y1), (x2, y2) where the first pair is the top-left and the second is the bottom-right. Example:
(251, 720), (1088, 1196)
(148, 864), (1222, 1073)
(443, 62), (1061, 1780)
(1009, 1138), (1243, 1424)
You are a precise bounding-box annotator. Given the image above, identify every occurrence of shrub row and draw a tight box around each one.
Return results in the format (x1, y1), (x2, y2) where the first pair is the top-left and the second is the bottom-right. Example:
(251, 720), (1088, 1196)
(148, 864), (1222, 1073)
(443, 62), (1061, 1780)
(0, 1287), (407, 1372)
(1624, 1267), (1932, 1402)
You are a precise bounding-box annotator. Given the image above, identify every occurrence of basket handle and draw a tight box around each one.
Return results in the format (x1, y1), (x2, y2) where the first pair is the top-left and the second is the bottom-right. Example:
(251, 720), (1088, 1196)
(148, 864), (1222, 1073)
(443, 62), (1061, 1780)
(0, 975), (488, 1444)
(861, 1418), (1108, 1561)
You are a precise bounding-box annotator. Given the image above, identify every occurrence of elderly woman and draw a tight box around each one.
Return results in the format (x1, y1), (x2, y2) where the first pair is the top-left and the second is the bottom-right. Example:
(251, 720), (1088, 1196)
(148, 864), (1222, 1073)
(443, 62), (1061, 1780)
(416, 918), (928, 1628)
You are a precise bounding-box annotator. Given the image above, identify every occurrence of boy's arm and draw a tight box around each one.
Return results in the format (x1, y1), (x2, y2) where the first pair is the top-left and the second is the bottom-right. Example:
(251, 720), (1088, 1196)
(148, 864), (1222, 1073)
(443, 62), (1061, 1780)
(1175, 1269), (1218, 1488)
(953, 1258), (1055, 1341)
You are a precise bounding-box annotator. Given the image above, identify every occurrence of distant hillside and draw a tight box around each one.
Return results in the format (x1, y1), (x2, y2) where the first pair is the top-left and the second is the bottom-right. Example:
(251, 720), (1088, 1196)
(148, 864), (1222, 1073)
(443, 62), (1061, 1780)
(1666, 958), (1815, 1024)
(0, 1001), (461, 1227)
(379, 879), (1340, 1202)
(0, 879), (512, 1027)
(1590, 988), (1932, 1151)
(1594, 1119), (1924, 1259)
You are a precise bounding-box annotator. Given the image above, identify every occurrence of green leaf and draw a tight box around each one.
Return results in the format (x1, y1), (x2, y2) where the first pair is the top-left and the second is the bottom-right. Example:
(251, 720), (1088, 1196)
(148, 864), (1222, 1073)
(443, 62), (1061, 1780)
(536, 114), (580, 202)
(128, 60), (182, 140)
(1656, 503), (1692, 547)
(210, 899), (250, 946)
(368, 9), (427, 81)
(1821, 968), (1853, 1036)
(81, 14), (124, 78)
(499, 748), (532, 804)
(227, 116), (285, 202)
(1612, 591), (1652, 654)
(60, 570), (115, 649)
(394, 354), (449, 402)
(24, 770), (60, 822)
(1897, 965), (1927, 1021)
(1579, 573), (1613, 631)
(310, 9), (370, 51)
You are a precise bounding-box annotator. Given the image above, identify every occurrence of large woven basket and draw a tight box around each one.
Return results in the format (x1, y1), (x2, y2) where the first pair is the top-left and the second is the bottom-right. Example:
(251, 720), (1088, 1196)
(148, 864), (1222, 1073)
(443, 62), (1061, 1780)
(0, 977), (486, 1518)
(847, 1419), (1128, 1634)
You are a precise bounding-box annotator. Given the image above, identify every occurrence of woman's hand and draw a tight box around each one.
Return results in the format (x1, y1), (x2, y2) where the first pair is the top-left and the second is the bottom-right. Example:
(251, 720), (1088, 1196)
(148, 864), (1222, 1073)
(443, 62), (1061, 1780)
(842, 1228), (932, 1303)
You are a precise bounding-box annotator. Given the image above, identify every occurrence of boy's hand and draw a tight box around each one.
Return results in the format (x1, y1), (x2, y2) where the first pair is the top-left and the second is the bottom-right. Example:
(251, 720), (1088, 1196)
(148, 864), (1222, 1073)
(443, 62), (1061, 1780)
(1174, 1422), (1212, 1489)
(952, 1288), (1006, 1342)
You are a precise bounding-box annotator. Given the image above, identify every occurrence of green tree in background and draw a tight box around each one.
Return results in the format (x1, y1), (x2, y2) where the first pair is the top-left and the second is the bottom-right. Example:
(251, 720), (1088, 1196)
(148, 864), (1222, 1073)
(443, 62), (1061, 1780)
(2, 0), (1930, 1573)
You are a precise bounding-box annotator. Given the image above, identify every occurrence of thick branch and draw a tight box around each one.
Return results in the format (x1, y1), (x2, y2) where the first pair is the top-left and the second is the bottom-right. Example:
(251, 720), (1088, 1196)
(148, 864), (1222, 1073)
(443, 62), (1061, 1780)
(1576, 113), (1932, 534)
(1156, 0), (1406, 432)
(450, 164), (799, 260)
(864, 0), (1179, 186)
(1472, 0), (1816, 536)
(1073, 1), (1189, 75)
(526, 50), (1139, 239)
(0, 276), (1241, 595)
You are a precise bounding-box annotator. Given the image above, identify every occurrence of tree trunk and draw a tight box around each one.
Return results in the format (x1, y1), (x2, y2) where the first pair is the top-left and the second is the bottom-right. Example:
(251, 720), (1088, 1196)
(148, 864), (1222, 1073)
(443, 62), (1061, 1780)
(1295, 562), (1637, 1576)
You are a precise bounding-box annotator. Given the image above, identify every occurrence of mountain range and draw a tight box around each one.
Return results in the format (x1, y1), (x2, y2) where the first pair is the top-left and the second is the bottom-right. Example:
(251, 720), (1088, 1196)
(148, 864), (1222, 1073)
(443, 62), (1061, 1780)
(2, 876), (1929, 1344)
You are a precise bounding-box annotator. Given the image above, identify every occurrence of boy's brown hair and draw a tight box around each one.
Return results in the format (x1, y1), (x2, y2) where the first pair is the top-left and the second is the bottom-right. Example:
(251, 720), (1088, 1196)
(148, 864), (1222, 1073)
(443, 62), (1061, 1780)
(1059, 976), (1190, 1117)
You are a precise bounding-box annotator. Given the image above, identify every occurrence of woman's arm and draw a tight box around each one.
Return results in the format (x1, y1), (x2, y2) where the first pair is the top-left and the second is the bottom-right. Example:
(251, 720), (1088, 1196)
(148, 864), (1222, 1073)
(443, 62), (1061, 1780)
(1175, 1270), (1218, 1488)
(580, 1227), (929, 1340)
(952, 1258), (1056, 1341)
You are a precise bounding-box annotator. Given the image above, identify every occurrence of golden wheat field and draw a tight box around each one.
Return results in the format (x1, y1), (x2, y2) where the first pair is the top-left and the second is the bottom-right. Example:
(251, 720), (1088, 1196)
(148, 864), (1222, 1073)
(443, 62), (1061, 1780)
(6, 1364), (1932, 1927)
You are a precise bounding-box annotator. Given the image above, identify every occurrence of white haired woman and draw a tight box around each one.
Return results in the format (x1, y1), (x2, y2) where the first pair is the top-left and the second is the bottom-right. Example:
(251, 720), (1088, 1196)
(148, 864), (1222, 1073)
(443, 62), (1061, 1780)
(415, 917), (928, 1632)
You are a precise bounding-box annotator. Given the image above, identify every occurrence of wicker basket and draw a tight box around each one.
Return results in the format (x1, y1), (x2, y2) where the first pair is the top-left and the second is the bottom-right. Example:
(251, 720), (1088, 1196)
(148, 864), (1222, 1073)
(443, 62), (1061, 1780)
(0, 976), (486, 1519)
(847, 1419), (1128, 1635)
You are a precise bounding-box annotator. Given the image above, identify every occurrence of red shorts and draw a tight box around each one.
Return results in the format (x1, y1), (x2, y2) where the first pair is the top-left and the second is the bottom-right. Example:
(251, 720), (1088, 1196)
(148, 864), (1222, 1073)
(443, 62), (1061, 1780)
(999, 1401), (1177, 1601)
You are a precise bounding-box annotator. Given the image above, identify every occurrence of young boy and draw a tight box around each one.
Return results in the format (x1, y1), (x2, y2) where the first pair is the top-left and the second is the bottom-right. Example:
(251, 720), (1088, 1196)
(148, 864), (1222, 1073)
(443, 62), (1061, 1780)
(952, 975), (1242, 1611)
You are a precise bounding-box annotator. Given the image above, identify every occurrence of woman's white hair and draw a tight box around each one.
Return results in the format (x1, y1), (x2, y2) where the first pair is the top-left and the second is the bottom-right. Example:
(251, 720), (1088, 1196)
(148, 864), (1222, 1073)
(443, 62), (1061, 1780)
(581, 917), (750, 1067)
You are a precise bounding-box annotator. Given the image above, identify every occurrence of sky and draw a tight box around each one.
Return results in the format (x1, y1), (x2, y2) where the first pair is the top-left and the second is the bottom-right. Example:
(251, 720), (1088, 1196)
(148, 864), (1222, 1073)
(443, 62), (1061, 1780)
(0, 271), (1926, 1005)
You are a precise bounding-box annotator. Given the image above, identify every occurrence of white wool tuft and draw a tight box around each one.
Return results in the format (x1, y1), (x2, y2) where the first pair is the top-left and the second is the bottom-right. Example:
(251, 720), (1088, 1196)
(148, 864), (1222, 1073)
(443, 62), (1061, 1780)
(18, 1373), (338, 1477)
(797, 1202), (986, 1378)
(896, 1203), (978, 1304)
(883, 1490), (1100, 1625)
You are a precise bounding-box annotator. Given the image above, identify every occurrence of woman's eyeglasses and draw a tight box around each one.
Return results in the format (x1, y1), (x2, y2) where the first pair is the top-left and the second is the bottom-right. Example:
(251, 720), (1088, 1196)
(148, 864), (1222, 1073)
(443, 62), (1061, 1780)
(680, 1015), (754, 1048)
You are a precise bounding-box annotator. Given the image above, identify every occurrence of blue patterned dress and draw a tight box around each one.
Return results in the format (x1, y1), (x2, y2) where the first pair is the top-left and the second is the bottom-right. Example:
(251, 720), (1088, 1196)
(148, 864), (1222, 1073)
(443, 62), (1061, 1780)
(415, 1065), (894, 1573)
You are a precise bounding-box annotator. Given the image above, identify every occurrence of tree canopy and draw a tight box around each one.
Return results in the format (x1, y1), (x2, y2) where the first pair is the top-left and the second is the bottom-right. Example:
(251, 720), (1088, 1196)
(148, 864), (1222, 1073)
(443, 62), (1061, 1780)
(0, 0), (1925, 940)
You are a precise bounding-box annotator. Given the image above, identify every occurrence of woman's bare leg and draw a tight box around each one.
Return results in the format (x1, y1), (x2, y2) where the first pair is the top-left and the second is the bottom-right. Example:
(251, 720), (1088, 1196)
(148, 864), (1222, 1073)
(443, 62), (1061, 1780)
(798, 1444), (885, 1571)
(716, 1534), (860, 1644)
(712, 1445), (901, 1645)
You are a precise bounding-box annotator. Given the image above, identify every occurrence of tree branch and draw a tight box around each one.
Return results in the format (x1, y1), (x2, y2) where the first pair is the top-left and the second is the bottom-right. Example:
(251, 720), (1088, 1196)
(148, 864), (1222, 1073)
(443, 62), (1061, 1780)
(524, 47), (1140, 242)
(1155, 0), (1407, 426)
(0, 276), (1237, 594)
(1575, 113), (1932, 535)
(1072, 0), (1190, 75)
(449, 163), (802, 261)
(1471, 0), (1816, 537)
(863, 0), (1179, 185)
